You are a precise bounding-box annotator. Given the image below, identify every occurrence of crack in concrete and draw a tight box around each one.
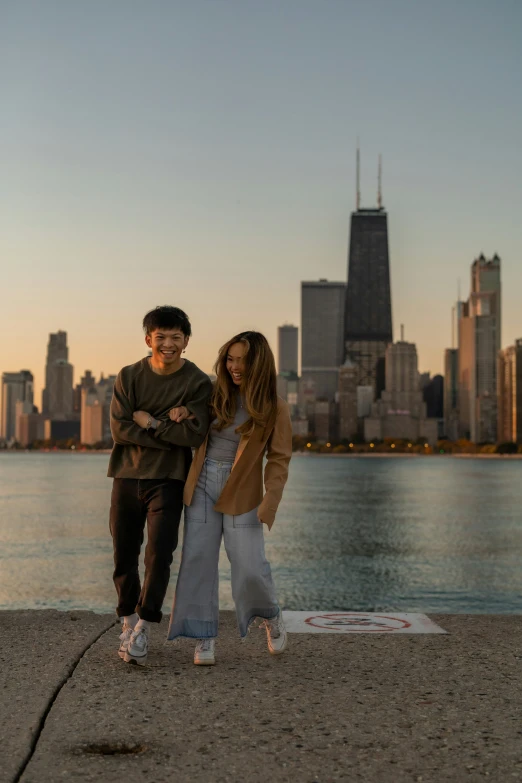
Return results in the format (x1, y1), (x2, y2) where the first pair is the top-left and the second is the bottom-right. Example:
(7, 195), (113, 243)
(13, 620), (117, 783)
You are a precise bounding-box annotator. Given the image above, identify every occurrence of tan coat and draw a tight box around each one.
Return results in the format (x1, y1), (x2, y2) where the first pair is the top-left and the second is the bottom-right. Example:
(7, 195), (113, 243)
(183, 397), (293, 530)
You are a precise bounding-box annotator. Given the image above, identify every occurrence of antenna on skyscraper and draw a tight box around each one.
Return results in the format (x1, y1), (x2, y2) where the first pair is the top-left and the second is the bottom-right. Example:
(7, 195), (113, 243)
(356, 139), (361, 211)
(377, 154), (382, 209)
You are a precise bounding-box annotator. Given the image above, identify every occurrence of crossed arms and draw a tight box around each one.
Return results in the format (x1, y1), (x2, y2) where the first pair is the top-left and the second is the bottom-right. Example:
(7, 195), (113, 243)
(110, 373), (212, 450)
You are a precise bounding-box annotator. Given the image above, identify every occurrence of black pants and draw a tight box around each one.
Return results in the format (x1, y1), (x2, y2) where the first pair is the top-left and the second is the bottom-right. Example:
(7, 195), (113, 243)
(109, 478), (184, 623)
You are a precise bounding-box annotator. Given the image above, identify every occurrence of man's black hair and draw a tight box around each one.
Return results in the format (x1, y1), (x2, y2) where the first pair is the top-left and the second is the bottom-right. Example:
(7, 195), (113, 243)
(142, 306), (192, 337)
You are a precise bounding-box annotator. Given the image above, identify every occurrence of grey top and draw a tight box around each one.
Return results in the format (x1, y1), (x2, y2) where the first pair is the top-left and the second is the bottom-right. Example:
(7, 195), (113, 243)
(206, 396), (249, 463)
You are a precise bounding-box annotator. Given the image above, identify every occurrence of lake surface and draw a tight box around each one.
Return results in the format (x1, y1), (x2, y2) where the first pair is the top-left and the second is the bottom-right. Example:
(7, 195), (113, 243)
(1, 453), (521, 614)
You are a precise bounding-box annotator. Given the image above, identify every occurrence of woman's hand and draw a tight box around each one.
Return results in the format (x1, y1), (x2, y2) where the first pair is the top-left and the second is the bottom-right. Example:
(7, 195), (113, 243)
(169, 406), (196, 423)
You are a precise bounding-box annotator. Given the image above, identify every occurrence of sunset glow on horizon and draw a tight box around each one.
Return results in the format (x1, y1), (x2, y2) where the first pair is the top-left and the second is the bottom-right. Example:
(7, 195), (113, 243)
(2, 0), (521, 406)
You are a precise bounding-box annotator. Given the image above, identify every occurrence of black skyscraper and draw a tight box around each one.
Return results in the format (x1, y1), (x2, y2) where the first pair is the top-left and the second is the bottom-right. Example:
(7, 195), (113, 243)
(345, 209), (392, 342)
(344, 153), (393, 393)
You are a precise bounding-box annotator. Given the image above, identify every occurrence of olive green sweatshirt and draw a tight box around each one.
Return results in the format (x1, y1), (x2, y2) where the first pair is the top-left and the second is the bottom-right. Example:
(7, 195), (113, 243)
(107, 357), (212, 481)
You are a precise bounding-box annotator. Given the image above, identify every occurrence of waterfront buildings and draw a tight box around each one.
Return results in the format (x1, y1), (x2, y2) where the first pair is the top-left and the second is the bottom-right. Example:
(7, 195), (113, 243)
(364, 341), (438, 444)
(0, 370), (34, 442)
(277, 324), (303, 427)
(344, 157), (393, 396)
(313, 400), (337, 443)
(422, 375), (443, 419)
(43, 331), (75, 418)
(44, 418), (81, 441)
(458, 254), (501, 442)
(81, 388), (104, 445)
(1, 327), (117, 446)
(42, 331), (69, 415)
(15, 404), (45, 446)
(338, 359), (358, 440)
(16, 413), (45, 447)
(80, 374), (117, 445)
(443, 348), (459, 440)
(73, 370), (96, 414)
(278, 325), (298, 375)
(48, 359), (74, 417)
(40, 330), (82, 440)
(497, 339), (522, 443)
(422, 374), (444, 438)
(301, 280), (345, 404)
(276, 371), (300, 419)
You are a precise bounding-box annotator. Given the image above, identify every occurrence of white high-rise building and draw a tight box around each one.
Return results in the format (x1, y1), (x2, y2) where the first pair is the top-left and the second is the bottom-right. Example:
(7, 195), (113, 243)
(458, 254), (501, 442)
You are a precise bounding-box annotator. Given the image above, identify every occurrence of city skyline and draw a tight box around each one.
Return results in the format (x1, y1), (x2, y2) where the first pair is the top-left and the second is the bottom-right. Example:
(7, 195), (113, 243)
(3, 248), (505, 446)
(0, 247), (515, 415)
(2, 1), (522, 407)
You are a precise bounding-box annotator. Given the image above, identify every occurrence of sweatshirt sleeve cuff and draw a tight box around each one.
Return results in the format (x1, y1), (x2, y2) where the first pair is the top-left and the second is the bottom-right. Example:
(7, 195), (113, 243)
(153, 420), (166, 436)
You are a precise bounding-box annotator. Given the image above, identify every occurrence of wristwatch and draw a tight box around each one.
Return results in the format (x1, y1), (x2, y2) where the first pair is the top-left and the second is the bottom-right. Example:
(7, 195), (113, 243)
(146, 415), (158, 430)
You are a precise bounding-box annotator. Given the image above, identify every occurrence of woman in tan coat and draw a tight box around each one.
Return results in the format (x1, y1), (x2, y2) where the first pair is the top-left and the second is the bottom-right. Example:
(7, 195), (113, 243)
(167, 331), (293, 665)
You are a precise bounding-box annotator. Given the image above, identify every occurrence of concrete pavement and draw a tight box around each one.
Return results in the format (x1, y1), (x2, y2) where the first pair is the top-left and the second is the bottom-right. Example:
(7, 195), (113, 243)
(1, 611), (521, 782)
(0, 610), (115, 783)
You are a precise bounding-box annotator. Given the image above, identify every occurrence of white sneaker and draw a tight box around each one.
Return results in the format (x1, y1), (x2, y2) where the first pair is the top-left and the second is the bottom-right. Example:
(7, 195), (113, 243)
(194, 638), (216, 665)
(124, 626), (149, 665)
(262, 612), (288, 655)
(118, 624), (134, 660)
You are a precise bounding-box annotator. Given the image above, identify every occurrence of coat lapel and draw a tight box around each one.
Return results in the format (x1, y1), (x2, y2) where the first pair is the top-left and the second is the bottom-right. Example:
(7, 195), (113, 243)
(231, 407), (278, 470)
(232, 424), (264, 470)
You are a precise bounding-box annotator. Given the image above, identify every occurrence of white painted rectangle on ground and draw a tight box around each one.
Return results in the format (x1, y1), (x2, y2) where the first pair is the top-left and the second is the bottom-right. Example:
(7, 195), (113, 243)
(283, 611), (447, 634)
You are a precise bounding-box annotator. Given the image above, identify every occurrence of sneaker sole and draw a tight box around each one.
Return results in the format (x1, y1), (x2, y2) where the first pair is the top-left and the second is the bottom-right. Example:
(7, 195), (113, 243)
(194, 657), (216, 666)
(269, 635), (288, 655)
(123, 651), (147, 666)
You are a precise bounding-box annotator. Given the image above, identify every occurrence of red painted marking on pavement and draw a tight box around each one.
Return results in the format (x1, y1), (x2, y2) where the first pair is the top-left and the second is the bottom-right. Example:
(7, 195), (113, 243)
(304, 613), (412, 632)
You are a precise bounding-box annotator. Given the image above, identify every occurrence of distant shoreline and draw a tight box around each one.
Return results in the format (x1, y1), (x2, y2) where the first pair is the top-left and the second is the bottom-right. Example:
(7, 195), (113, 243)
(0, 449), (112, 455)
(294, 451), (522, 459)
(1, 449), (522, 460)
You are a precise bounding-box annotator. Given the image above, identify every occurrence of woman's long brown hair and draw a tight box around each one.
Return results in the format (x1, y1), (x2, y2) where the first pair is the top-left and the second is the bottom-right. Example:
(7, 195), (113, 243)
(212, 331), (278, 434)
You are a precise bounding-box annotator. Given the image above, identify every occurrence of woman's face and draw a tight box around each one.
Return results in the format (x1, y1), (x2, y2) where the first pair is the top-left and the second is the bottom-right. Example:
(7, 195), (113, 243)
(226, 342), (246, 386)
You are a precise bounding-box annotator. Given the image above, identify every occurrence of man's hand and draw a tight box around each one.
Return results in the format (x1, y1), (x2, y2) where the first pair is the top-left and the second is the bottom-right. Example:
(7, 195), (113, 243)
(133, 410), (153, 429)
(169, 406), (195, 423)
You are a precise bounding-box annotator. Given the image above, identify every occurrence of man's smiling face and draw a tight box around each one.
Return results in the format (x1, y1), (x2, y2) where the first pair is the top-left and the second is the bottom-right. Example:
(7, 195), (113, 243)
(146, 327), (189, 370)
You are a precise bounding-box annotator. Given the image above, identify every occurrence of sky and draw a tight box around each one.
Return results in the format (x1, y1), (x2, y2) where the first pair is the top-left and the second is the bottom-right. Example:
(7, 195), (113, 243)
(1, 0), (521, 407)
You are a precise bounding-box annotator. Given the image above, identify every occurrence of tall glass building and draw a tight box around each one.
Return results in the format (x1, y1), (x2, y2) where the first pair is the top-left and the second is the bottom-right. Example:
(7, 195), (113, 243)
(344, 207), (393, 394)
(301, 280), (346, 402)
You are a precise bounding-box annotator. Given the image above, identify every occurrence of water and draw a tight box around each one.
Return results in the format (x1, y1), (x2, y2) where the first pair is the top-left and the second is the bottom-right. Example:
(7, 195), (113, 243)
(1, 453), (521, 614)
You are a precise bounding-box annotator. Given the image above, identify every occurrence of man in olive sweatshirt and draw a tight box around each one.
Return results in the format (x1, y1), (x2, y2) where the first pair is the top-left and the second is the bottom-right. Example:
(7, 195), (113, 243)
(108, 305), (212, 665)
